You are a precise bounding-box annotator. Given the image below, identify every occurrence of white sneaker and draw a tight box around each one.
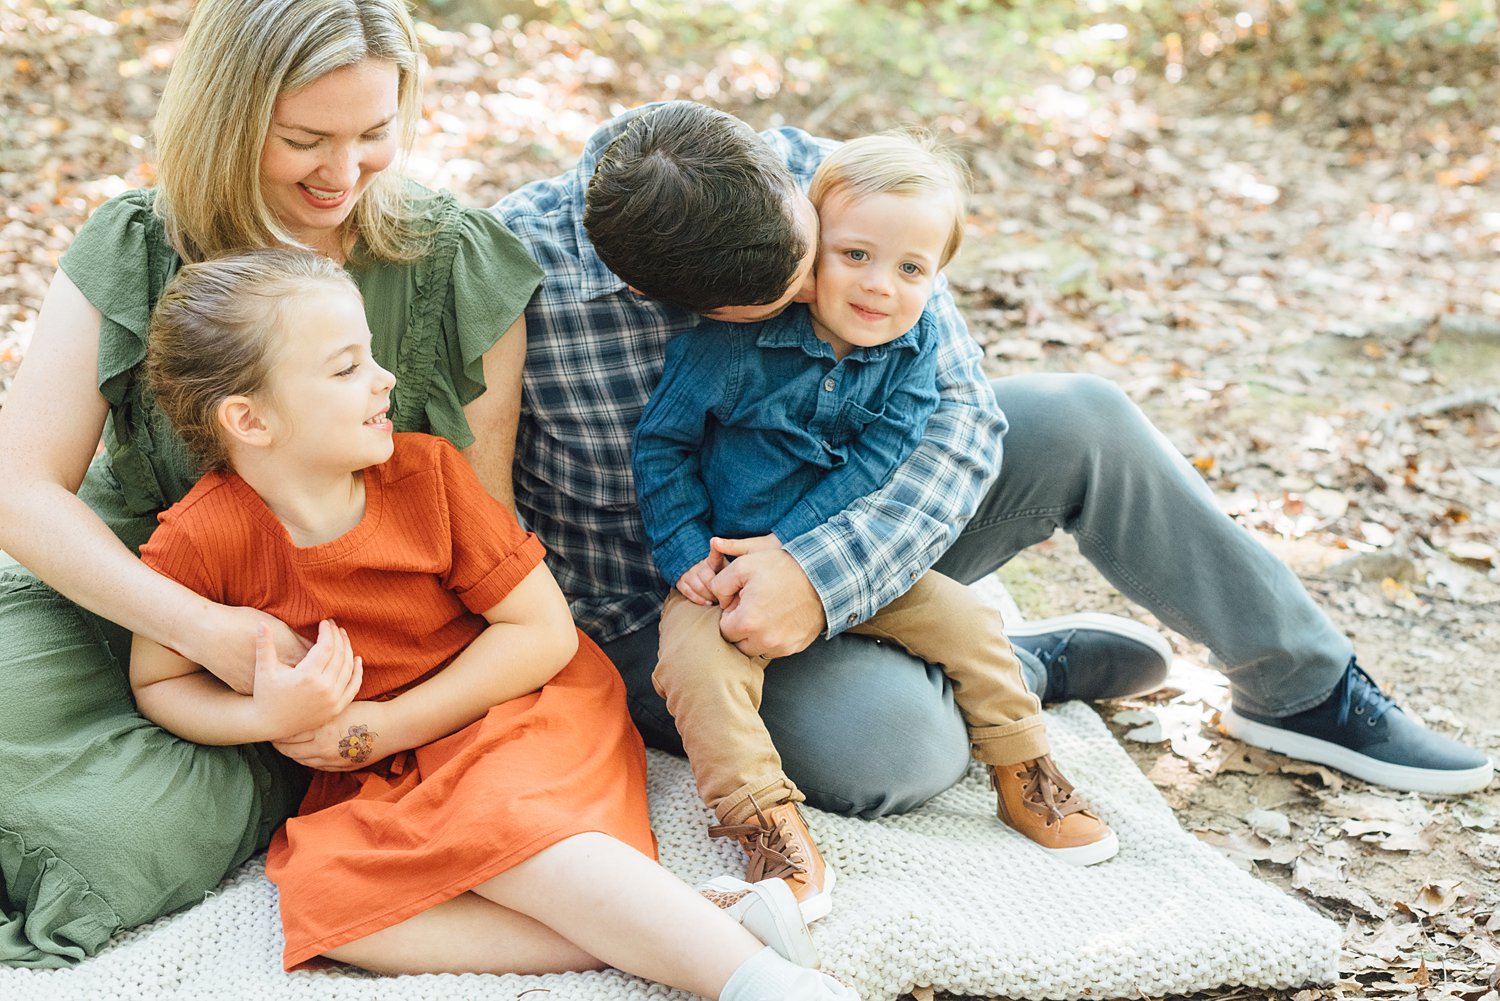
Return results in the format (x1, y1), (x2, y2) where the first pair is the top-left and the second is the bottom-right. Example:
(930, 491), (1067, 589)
(720, 946), (861, 1001)
(698, 875), (818, 968)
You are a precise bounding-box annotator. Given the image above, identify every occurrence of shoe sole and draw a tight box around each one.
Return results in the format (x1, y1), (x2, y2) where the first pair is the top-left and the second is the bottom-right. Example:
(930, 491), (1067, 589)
(699, 875), (819, 967)
(1036, 829), (1120, 866)
(797, 865), (835, 924)
(1221, 708), (1495, 795)
(1006, 612), (1173, 668)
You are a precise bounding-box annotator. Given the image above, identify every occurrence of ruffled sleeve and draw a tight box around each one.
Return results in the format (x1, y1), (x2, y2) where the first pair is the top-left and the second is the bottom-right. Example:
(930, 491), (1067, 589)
(421, 206), (544, 448)
(58, 189), (178, 407)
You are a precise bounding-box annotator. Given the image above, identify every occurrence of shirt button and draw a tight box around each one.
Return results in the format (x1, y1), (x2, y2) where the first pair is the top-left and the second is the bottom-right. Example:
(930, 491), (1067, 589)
(823, 378), (836, 392)
(909, 570), (919, 581)
(847, 613), (858, 624)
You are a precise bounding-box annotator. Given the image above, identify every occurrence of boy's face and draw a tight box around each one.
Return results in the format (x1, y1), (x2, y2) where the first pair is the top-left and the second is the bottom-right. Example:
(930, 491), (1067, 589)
(808, 187), (953, 359)
(700, 196), (821, 323)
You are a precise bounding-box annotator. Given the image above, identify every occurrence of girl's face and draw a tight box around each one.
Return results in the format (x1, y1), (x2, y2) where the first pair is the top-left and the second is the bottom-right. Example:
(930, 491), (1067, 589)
(808, 187), (953, 359)
(259, 59), (400, 257)
(258, 284), (396, 474)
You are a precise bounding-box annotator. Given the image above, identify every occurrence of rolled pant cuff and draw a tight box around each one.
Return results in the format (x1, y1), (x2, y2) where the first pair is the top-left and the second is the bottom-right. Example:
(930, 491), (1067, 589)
(970, 717), (1051, 767)
(715, 774), (806, 826)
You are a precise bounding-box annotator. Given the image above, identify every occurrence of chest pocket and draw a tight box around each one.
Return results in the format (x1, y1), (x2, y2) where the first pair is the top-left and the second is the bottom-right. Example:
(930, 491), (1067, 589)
(822, 400), (884, 460)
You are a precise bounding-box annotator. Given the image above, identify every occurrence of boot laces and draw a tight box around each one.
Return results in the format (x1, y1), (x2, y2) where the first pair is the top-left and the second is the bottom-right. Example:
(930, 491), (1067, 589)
(996, 756), (1089, 824)
(708, 795), (809, 883)
(1335, 657), (1395, 729)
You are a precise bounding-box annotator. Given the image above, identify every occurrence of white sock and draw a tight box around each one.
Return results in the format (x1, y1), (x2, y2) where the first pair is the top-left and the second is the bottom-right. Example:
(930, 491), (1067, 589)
(720, 946), (857, 1001)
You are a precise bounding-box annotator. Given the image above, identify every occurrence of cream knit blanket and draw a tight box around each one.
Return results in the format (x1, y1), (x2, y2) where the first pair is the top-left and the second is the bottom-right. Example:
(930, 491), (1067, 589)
(2, 700), (1339, 1001)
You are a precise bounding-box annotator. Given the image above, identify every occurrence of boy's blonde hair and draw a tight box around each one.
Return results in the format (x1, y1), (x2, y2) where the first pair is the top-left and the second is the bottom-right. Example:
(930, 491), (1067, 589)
(153, 0), (424, 264)
(807, 130), (970, 268)
(148, 249), (357, 473)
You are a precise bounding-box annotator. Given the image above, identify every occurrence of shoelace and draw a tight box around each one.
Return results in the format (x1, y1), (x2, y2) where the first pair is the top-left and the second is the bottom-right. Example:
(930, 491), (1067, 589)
(1334, 657), (1396, 729)
(1031, 628), (1078, 670)
(708, 800), (809, 883)
(994, 756), (1089, 823)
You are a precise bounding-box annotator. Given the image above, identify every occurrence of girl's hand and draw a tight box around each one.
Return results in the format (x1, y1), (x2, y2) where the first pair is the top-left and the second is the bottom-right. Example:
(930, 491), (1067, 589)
(252, 620), (362, 738)
(188, 606), (313, 695)
(675, 551), (726, 605)
(273, 700), (392, 772)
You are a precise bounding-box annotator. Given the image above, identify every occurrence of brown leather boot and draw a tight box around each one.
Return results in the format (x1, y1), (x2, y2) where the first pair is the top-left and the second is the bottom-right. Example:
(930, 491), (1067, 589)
(990, 755), (1119, 866)
(710, 799), (835, 922)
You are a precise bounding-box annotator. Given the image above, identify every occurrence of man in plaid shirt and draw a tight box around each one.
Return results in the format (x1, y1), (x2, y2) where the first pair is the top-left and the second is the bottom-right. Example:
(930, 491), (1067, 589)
(491, 102), (1491, 868)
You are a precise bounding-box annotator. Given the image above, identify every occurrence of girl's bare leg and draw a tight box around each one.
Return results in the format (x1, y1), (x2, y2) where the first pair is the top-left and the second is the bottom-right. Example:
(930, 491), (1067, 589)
(324, 889), (604, 975)
(324, 833), (763, 997)
(475, 832), (764, 999)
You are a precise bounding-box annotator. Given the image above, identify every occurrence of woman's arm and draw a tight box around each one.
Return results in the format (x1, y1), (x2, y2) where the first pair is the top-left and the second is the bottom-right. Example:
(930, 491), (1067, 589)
(0, 271), (307, 692)
(461, 314), (526, 514)
(273, 562), (578, 769)
(130, 620), (361, 744)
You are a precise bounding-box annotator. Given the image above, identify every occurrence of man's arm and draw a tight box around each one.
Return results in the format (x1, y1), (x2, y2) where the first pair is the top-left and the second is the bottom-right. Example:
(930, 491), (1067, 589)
(717, 284), (1003, 655)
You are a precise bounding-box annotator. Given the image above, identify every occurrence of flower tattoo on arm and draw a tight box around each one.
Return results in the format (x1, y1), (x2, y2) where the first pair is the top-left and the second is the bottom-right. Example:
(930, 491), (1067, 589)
(338, 724), (378, 765)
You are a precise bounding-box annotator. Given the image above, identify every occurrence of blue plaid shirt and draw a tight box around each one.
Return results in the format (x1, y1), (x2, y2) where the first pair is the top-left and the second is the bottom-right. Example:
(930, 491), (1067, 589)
(494, 102), (1005, 644)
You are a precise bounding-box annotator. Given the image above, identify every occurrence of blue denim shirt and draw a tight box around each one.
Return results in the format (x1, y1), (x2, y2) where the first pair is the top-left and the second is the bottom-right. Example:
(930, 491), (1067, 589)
(634, 305), (942, 588)
(494, 101), (1004, 642)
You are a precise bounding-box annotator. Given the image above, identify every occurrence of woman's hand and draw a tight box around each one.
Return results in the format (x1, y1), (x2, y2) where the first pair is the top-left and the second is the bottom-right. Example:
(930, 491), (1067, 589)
(178, 605), (312, 695)
(252, 620), (362, 739)
(273, 699), (392, 772)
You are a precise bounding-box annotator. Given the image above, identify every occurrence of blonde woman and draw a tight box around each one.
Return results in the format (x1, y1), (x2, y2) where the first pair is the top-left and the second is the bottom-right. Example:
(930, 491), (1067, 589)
(0, 0), (544, 968)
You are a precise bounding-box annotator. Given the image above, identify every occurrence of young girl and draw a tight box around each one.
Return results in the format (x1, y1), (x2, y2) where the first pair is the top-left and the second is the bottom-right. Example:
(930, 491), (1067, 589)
(130, 248), (855, 1001)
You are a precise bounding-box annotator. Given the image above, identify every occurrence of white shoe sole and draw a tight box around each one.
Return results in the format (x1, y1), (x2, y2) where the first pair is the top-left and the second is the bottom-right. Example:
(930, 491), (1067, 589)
(796, 864), (835, 924)
(1006, 612), (1174, 669)
(699, 875), (819, 967)
(1221, 708), (1495, 795)
(1038, 829), (1119, 867)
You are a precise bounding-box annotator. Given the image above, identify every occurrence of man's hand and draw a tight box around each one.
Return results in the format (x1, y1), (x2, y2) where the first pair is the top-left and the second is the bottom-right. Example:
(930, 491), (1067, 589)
(709, 536), (827, 658)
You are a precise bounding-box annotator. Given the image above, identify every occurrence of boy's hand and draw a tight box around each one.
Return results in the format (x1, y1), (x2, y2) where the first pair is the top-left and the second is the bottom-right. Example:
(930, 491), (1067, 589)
(251, 619), (363, 739)
(675, 551), (727, 605)
(273, 701), (390, 772)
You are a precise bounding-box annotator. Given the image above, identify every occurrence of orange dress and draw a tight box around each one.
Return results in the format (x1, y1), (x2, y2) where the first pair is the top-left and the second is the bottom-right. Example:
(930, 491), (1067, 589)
(139, 433), (655, 969)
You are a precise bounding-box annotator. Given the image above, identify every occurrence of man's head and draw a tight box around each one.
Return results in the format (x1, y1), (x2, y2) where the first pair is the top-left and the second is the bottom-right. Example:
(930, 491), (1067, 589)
(583, 103), (816, 317)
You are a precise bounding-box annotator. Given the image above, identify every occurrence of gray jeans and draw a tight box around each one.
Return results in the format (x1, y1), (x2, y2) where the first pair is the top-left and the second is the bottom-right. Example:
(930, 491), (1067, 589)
(602, 373), (1352, 818)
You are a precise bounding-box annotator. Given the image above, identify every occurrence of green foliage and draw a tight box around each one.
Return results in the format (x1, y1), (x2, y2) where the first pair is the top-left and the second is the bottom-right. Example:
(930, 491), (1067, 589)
(412, 0), (1498, 120)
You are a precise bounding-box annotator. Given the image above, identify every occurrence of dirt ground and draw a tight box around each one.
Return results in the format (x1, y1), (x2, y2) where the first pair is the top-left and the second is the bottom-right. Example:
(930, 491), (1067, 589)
(1, 2), (1496, 998)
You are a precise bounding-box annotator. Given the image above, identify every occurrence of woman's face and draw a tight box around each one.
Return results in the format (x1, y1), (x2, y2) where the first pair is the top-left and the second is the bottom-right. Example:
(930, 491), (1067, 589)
(259, 58), (400, 256)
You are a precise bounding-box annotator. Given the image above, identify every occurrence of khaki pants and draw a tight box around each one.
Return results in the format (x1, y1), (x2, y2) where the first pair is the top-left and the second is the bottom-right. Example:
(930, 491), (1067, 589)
(653, 570), (1048, 825)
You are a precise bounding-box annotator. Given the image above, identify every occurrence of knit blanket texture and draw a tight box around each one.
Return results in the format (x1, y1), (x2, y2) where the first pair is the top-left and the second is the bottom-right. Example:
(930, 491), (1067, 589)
(2, 700), (1339, 1001)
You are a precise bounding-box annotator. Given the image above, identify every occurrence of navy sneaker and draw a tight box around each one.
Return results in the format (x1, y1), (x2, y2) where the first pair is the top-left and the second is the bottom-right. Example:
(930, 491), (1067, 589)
(1221, 658), (1493, 795)
(1008, 612), (1173, 703)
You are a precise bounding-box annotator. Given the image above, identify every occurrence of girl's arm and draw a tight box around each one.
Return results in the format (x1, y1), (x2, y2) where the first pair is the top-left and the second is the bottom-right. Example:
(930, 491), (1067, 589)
(0, 271), (308, 692)
(130, 620), (362, 744)
(273, 561), (577, 770)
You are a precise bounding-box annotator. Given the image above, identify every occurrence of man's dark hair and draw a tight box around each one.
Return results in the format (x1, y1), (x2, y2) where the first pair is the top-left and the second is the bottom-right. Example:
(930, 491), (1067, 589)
(584, 103), (807, 313)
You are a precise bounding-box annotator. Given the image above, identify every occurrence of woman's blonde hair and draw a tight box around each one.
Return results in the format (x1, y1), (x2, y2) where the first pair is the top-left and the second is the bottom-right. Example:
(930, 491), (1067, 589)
(148, 249), (356, 472)
(807, 130), (970, 268)
(153, 0), (425, 264)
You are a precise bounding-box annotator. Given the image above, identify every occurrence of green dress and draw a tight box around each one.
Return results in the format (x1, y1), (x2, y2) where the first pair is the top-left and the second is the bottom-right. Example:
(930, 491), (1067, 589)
(0, 186), (542, 968)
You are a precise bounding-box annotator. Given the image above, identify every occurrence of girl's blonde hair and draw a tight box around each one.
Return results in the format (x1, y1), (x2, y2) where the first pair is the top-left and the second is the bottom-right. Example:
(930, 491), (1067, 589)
(148, 249), (356, 472)
(153, 0), (424, 264)
(807, 130), (970, 268)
